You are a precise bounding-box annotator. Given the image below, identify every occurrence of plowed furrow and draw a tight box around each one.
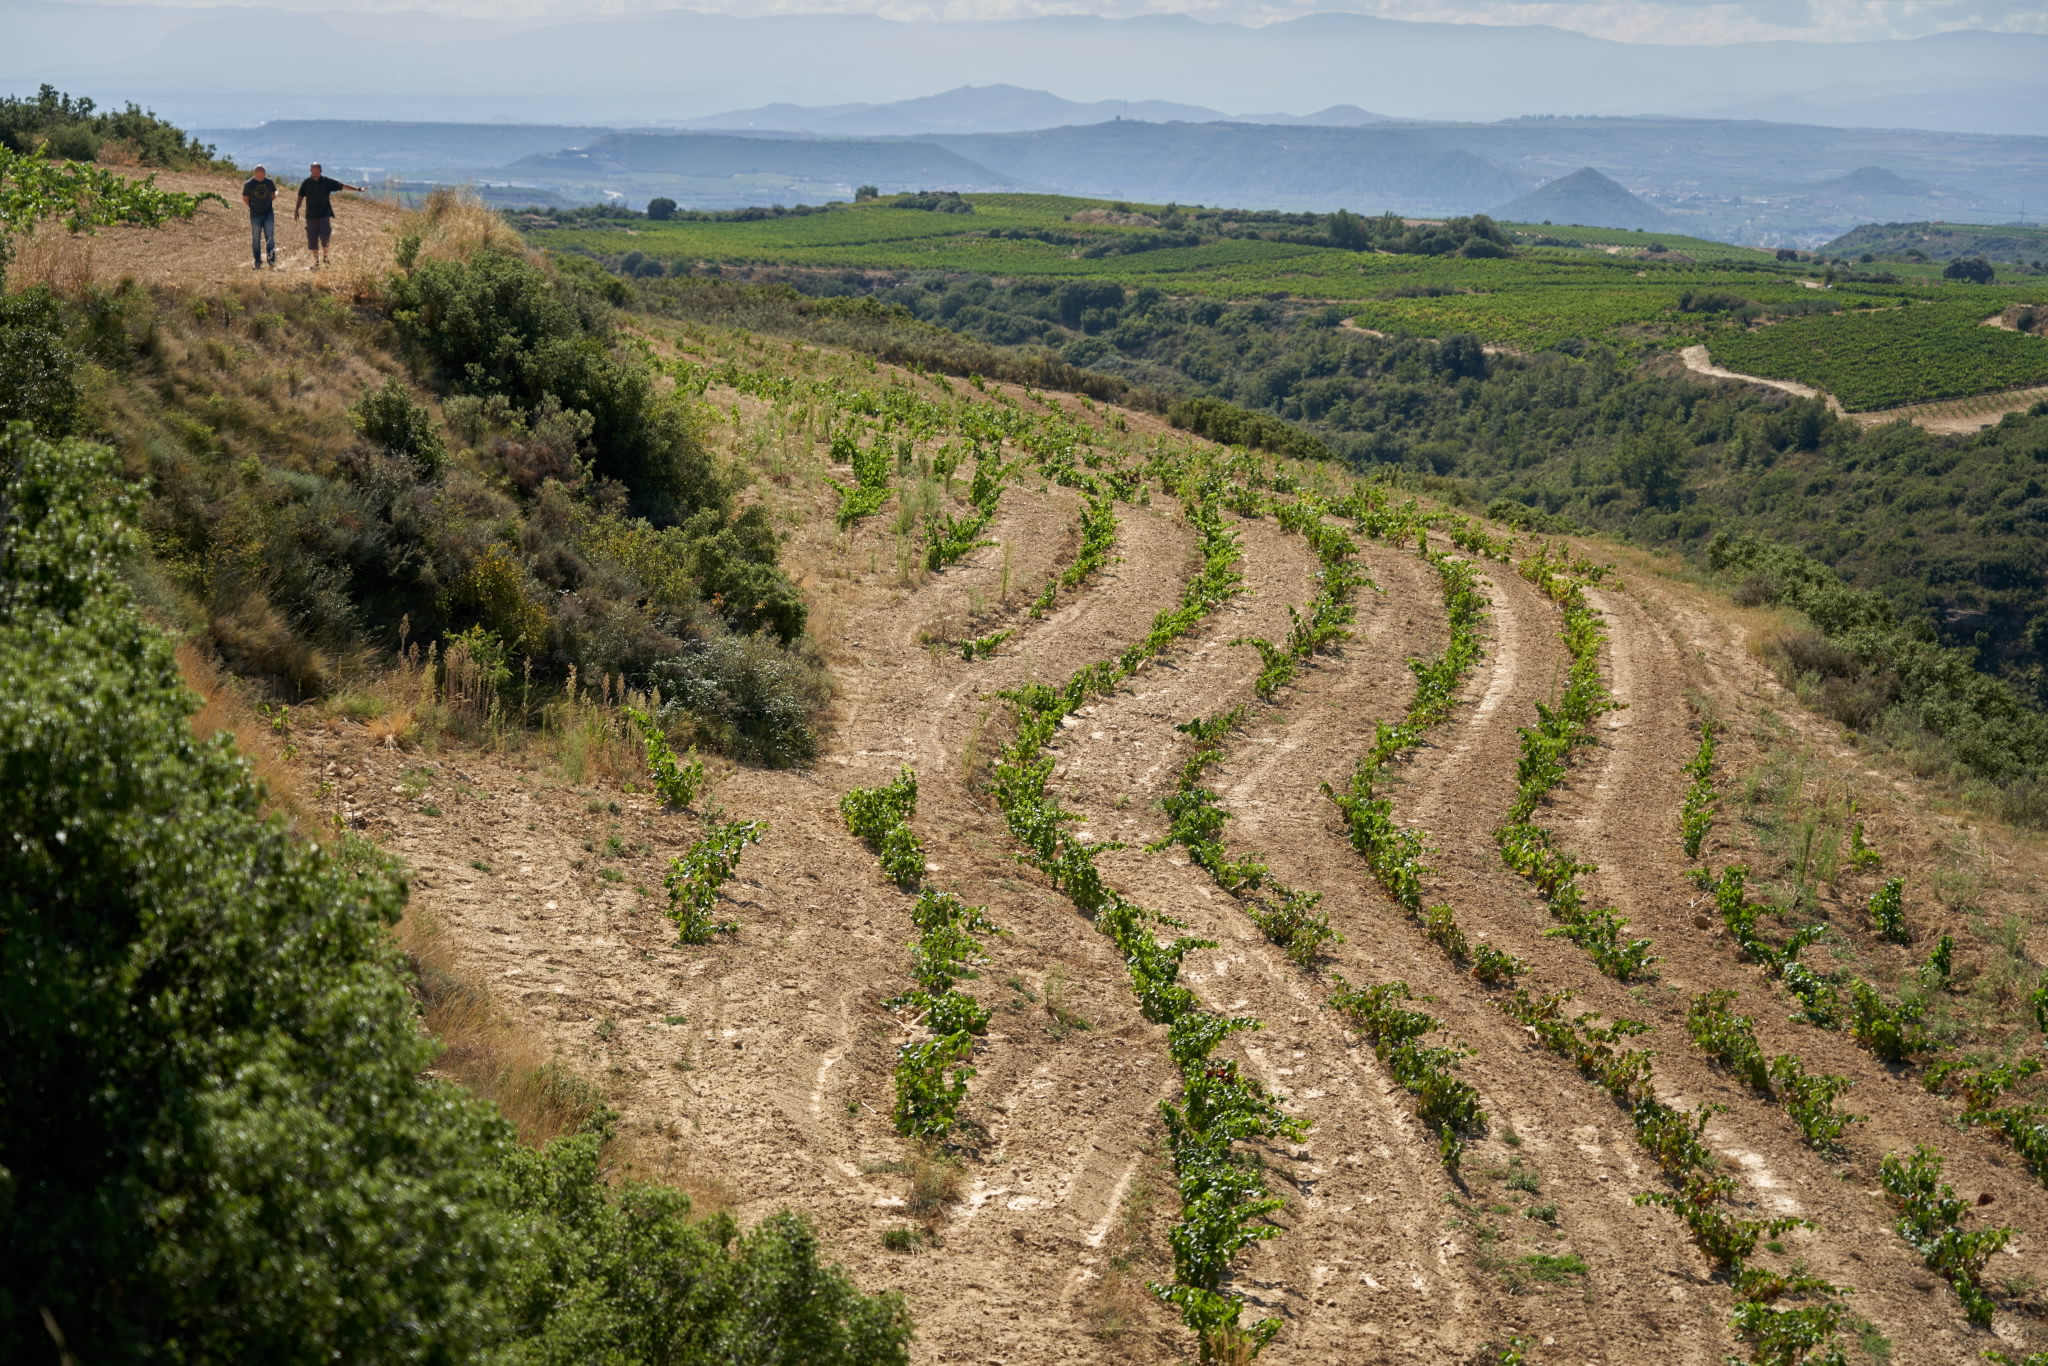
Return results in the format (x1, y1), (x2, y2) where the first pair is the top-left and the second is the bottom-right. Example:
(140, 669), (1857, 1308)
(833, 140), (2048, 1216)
(1547, 578), (2048, 1358)
(793, 496), (1204, 1363)
(1049, 518), (1510, 1363)
(1204, 542), (1736, 1364)
(1386, 560), (1999, 1358)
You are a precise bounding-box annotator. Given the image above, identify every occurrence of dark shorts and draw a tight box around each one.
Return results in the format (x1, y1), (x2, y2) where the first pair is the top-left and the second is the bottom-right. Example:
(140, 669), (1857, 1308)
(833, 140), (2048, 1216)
(305, 216), (333, 249)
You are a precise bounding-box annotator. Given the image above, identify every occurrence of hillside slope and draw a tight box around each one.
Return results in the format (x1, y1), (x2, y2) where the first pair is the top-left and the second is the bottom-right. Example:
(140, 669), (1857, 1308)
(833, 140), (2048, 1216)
(257, 322), (2048, 1364)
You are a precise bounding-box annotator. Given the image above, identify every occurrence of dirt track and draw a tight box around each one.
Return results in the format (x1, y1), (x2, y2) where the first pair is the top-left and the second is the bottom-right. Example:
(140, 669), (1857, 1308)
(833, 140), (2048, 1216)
(1678, 342), (2047, 434)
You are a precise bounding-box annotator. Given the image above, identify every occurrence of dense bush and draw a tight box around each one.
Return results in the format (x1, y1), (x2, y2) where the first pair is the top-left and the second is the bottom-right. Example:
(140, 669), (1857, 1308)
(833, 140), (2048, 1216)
(891, 191), (972, 214)
(655, 628), (831, 767)
(1710, 532), (2048, 818)
(0, 286), (79, 436)
(386, 247), (724, 525)
(0, 421), (908, 1363)
(1166, 394), (1331, 461)
(351, 376), (447, 477)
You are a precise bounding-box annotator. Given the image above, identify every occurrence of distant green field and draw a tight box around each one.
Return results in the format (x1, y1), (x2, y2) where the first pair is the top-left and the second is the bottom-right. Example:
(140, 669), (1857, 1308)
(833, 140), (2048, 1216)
(530, 193), (2048, 403)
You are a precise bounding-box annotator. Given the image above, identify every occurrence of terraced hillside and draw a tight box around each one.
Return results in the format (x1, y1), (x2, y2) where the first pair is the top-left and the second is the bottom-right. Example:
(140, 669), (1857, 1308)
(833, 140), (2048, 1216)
(278, 324), (2048, 1365)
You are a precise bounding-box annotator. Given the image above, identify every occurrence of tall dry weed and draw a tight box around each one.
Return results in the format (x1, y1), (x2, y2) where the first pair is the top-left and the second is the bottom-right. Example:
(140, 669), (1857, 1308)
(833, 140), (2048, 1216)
(397, 907), (606, 1146)
(398, 906), (728, 1211)
(176, 641), (312, 827)
(6, 229), (96, 295)
(399, 187), (535, 266)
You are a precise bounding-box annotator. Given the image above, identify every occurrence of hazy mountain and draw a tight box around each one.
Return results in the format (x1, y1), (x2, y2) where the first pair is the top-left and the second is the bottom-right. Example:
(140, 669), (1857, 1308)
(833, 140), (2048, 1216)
(195, 120), (621, 176)
(1750, 165), (1995, 240)
(924, 123), (1535, 215)
(684, 85), (1235, 136)
(10, 4), (2047, 134)
(1245, 106), (1391, 128)
(1822, 221), (2048, 264)
(1492, 168), (1676, 232)
(512, 133), (1014, 192)
(1811, 167), (1929, 197)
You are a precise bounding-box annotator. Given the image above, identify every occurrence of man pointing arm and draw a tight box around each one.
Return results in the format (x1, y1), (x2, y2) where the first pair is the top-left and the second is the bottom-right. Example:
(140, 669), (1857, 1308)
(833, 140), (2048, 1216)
(292, 161), (366, 270)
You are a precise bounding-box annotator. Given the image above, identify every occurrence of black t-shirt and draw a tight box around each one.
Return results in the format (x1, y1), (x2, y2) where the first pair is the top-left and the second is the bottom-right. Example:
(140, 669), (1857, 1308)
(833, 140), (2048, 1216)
(243, 176), (278, 215)
(296, 175), (344, 220)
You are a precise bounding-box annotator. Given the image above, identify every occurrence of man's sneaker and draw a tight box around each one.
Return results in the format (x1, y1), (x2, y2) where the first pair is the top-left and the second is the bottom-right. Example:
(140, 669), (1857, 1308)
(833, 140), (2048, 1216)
(252, 262), (263, 270)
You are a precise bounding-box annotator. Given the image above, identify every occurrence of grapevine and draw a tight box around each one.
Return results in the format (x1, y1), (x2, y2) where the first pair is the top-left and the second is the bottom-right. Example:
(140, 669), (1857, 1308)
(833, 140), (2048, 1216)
(663, 817), (766, 944)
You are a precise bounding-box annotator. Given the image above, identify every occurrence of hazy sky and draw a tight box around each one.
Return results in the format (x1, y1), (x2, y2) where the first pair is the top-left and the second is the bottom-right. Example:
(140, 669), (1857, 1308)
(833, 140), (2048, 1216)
(66, 0), (2048, 43)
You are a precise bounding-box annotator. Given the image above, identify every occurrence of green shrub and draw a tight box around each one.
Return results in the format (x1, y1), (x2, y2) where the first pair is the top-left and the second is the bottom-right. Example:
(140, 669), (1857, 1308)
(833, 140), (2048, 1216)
(1166, 394), (1330, 462)
(0, 84), (222, 168)
(655, 630), (830, 768)
(351, 376), (447, 477)
(0, 287), (79, 436)
(0, 422), (906, 1364)
(387, 248), (725, 524)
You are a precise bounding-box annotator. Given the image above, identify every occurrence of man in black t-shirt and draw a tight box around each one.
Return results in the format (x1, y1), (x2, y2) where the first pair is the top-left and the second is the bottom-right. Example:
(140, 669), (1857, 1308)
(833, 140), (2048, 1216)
(242, 165), (279, 269)
(292, 162), (367, 270)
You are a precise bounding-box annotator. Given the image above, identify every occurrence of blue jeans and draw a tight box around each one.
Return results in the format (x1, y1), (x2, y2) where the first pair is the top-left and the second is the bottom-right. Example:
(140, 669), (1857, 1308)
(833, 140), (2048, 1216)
(250, 210), (275, 263)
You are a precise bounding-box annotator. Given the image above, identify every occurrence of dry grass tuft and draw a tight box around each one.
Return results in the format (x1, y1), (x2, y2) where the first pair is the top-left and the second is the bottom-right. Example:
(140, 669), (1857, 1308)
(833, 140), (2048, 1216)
(398, 906), (729, 1212)
(6, 229), (97, 294)
(906, 1145), (965, 1223)
(401, 187), (536, 265)
(176, 641), (313, 829)
(398, 906), (609, 1146)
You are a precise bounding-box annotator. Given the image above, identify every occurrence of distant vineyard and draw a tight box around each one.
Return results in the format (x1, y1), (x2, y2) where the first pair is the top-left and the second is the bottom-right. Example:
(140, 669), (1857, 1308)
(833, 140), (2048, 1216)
(1707, 298), (2048, 411)
(532, 192), (2048, 409)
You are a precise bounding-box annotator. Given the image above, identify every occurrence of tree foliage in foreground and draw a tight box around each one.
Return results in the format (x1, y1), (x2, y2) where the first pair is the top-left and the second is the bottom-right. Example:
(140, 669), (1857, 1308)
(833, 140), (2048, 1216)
(0, 84), (224, 170)
(0, 420), (910, 1364)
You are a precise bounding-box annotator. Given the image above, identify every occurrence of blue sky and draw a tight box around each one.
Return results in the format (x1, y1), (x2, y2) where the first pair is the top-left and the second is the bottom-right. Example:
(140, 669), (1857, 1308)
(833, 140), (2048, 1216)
(60, 0), (2048, 43)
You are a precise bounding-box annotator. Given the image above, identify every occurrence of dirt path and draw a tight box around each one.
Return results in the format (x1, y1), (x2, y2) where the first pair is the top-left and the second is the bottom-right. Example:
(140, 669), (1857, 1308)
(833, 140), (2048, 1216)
(1678, 344), (1844, 413)
(1677, 342), (2047, 433)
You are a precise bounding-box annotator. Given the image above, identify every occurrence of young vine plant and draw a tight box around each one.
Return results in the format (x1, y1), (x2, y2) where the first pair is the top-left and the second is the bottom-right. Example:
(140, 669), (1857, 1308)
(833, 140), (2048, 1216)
(1879, 1144), (2012, 1327)
(843, 765), (1006, 1142)
(664, 817), (767, 944)
(625, 706), (705, 809)
(1684, 990), (1864, 1151)
(1681, 721), (1717, 861)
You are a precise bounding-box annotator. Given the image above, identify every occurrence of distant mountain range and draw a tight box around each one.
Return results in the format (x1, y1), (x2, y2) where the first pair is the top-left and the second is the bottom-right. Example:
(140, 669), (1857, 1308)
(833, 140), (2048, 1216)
(12, 3), (2048, 137)
(675, 85), (1391, 137)
(513, 134), (1010, 194)
(196, 106), (2045, 246)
